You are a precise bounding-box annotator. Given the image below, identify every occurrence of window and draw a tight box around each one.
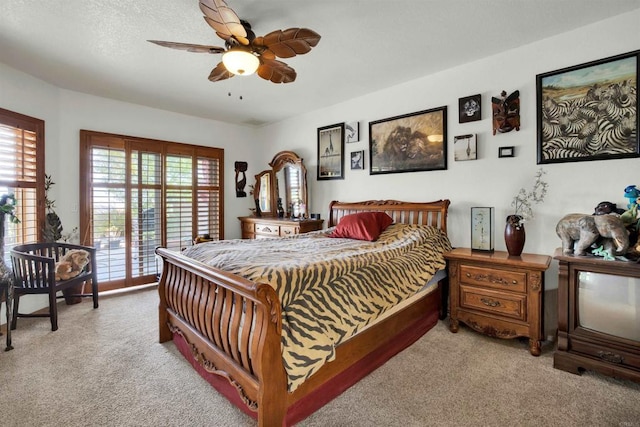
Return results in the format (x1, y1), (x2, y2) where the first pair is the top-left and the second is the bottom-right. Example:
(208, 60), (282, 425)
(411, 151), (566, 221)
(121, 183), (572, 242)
(80, 130), (224, 291)
(0, 108), (45, 262)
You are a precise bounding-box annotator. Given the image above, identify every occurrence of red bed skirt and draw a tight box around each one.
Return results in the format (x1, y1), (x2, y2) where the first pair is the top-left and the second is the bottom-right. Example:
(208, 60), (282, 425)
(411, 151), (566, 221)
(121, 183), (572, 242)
(172, 306), (440, 426)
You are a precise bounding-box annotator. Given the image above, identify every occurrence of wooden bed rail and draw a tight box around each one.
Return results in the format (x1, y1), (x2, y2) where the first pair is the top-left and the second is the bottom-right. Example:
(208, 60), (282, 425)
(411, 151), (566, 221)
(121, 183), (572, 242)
(155, 248), (288, 422)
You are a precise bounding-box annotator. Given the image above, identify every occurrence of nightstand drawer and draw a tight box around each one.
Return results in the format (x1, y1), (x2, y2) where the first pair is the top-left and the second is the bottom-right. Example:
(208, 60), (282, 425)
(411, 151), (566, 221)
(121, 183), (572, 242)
(280, 225), (298, 236)
(460, 285), (526, 321)
(255, 224), (279, 236)
(459, 265), (527, 293)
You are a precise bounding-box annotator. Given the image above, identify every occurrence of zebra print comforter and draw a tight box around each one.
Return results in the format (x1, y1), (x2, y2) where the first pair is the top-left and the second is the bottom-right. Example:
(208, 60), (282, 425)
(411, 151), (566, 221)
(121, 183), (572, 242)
(182, 223), (452, 391)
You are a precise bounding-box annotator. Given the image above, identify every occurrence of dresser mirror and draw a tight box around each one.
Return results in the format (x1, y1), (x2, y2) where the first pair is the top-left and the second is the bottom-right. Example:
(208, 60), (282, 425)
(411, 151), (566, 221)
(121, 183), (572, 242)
(253, 169), (274, 215)
(254, 151), (307, 218)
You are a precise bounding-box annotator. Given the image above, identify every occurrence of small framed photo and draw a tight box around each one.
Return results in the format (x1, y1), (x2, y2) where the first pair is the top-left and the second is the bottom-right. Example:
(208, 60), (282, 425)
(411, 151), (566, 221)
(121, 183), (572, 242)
(471, 207), (494, 252)
(351, 150), (364, 170)
(499, 146), (515, 158)
(345, 121), (360, 143)
(454, 134), (477, 161)
(317, 123), (345, 180)
(458, 94), (481, 123)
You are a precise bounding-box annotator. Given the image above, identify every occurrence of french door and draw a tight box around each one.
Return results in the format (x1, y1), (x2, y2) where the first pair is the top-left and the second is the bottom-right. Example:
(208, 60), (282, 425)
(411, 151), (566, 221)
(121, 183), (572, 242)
(79, 130), (223, 291)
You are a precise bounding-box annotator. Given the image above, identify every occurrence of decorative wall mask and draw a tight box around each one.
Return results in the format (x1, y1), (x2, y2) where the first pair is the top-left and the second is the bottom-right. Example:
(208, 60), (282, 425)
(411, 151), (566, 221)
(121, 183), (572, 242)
(491, 90), (520, 135)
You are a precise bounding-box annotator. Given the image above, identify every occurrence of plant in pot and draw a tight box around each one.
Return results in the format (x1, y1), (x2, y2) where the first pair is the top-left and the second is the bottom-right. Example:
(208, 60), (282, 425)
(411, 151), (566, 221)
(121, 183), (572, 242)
(43, 174), (82, 304)
(506, 168), (548, 256)
(0, 194), (19, 350)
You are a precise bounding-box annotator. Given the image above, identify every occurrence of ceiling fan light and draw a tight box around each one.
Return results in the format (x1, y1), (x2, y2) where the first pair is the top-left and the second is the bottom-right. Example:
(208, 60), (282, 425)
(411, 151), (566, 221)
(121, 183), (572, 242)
(222, 49), (260, 76)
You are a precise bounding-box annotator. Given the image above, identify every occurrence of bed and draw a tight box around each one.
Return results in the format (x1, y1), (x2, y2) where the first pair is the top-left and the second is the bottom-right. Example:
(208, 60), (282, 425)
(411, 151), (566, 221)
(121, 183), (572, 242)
(156, 199), (451, 426)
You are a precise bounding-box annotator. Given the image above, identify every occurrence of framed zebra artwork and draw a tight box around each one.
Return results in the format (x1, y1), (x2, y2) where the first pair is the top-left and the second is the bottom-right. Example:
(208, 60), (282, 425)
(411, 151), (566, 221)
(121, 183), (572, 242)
(317, 122), (345, 180)
(536, 49), (639, 164)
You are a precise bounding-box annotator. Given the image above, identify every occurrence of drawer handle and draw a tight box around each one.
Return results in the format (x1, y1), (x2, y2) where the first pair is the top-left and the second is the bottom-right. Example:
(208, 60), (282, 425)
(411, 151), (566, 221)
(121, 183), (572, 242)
(467, 272), (519, 286)
(597, 351), (624, 364)
(480, 297), (501, 308)
(261, 226), (274, 233)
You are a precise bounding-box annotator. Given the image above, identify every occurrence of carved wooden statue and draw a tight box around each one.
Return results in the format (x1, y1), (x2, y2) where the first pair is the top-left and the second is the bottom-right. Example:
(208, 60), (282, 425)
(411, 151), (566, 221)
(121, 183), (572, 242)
(235, 161), (248, 197)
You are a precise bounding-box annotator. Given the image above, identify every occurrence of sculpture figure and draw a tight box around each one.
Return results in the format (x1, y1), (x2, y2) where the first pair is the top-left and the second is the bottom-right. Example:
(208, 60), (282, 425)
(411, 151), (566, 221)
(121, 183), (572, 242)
(556, 213), (629, 258)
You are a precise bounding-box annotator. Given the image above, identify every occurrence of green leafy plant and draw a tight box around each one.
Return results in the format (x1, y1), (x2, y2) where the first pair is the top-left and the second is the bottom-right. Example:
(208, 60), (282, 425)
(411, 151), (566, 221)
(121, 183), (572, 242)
(0, 194), (20, 225)
(43, 174), (64, 242)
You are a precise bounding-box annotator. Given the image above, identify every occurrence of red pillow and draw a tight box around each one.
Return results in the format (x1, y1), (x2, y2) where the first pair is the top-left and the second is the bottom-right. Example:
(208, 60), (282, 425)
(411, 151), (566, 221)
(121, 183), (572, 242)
(329, 212), (394, 241)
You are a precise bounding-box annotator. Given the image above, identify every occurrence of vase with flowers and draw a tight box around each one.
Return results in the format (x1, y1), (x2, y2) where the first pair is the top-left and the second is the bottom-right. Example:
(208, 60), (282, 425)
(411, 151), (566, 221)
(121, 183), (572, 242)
(506, 168), (548, 256)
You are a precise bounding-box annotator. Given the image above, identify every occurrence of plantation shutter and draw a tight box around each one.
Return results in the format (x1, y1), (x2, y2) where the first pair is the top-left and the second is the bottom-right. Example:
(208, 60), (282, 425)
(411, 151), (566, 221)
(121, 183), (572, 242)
(90, 146), (127, 283)
(80, 130), (224, 291)
(0, 108), (45, 261)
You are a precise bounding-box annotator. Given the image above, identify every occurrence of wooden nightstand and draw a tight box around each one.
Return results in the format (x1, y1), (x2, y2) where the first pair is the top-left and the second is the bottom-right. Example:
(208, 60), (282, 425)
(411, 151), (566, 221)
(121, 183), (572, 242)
(444, 248), (551, 356)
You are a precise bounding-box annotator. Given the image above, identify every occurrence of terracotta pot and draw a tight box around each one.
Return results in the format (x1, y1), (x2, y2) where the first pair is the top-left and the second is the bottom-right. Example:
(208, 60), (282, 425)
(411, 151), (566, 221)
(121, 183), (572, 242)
(505, 215), (525, 256)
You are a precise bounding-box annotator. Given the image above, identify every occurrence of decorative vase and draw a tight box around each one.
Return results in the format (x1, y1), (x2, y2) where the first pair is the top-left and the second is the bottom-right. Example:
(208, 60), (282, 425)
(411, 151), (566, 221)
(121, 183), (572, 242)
(505, 214), (525, 256)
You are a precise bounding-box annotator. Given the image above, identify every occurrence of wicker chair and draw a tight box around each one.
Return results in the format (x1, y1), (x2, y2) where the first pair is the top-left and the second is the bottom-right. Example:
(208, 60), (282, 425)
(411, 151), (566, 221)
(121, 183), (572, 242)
(10, 242), (98, 331)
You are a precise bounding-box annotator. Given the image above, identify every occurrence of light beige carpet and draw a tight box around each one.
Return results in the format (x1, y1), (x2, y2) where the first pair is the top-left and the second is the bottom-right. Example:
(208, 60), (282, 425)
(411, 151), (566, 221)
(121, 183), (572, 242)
(1, 287), (638, 427)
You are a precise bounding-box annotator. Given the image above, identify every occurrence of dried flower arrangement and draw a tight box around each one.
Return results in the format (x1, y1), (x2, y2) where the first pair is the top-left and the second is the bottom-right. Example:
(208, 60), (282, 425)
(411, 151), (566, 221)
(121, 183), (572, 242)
(510, 168), (548, 224)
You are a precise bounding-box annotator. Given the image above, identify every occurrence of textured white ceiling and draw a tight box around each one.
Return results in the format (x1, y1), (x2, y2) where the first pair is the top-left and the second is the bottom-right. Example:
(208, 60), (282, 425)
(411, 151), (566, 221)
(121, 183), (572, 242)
(1, 1), (639, 126)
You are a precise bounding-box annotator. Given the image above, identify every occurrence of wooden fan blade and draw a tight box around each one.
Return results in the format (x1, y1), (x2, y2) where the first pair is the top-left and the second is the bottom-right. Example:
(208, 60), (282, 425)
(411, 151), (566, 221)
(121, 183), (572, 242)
(254, 28), (321, 59)
(208, 62), (234, 82)
(257, 59), (296, 84)
(199, 0), (249, 45)
(148, 40), (225, 54)
(259, 49), (276, 61)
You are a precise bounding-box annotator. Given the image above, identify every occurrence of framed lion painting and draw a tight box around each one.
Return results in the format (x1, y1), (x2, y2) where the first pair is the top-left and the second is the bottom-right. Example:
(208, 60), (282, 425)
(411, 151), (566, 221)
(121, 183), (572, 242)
(369, 106), (447, 175)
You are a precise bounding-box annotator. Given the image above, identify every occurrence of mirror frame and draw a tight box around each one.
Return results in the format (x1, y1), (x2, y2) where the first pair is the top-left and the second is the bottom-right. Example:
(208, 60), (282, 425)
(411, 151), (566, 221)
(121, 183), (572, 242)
(253, 151), (307, 218)
(271, 151), (308, 218)
(253, 169), (275, 215)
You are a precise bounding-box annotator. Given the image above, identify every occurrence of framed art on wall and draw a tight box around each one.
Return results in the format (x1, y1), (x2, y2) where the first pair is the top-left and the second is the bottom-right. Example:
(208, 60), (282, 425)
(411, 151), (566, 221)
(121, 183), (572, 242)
(454, 134), (477, 161)
(458, 94), (481, 123)
(499, 146), (515, 158)
(369, 106), (447, 175)
(345, 121), (360, 143)
(471, 207), (494, 252)
(317, 123), (345, 180)
(536, 49), (639, 164)
(350, 150), (364, 170)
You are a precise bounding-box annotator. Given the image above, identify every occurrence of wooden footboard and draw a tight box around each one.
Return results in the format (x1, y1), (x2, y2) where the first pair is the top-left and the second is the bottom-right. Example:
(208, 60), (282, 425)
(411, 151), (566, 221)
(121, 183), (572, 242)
(156, 199), (450, 426)
(156, 247), (289, 426)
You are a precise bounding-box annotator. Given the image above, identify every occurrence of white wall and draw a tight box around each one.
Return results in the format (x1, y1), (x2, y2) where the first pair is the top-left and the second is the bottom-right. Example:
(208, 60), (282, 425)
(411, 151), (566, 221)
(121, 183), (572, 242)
(260, 10), (640, 295)
(0, 64), (264, 239)
(0, 63), (265, 317)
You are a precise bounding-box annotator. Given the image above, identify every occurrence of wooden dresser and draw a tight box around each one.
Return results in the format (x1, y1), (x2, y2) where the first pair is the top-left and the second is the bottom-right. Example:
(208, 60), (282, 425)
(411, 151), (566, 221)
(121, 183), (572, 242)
(445, 248), (551, 356)
(239, 216), (324, 239)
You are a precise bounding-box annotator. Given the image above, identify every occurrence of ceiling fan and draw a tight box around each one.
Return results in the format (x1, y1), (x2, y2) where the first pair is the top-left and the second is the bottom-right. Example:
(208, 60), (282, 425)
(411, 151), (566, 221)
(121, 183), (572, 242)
(149, 0), (321, 84)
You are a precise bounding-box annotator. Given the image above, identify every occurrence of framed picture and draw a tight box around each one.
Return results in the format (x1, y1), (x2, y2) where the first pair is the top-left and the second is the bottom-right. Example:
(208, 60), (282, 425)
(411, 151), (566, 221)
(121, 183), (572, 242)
(537, 50), (639, 164)
(350, 150), (365, 170)
(345, 121), (360, 143)
(369, 106), (447, 175)
(454, 134), (477, 161)
(471, 207), (494, 252)
(499, 146), (515, 158)
(317, 123), (345, 180)
(459, 94), (481, 123)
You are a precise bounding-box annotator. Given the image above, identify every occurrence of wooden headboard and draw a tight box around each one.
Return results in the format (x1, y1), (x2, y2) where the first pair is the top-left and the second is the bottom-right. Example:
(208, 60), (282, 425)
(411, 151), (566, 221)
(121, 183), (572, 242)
(328, 199), (450, 234)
